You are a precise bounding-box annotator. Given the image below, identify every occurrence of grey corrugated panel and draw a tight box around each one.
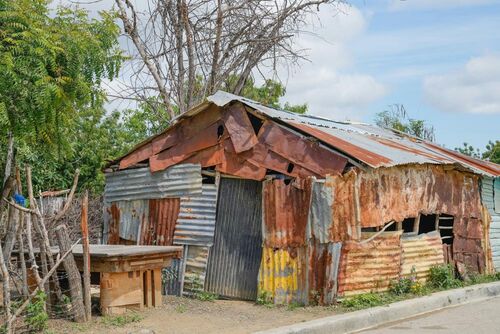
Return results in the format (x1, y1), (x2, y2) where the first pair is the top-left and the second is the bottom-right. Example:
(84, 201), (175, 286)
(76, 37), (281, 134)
(483, 177), (500, 271)
(482, 177), (495, 210)
(104, 164), (202, 202)
(325, 242), (342, 304)
(205, 178), (263, 300)
(495, 178), (500, 213)
(119, 200), (148, 242)
(308, 181), (333, 244)
(163, 258), (182, 296)
(173, 184), (218, 246)
(182, 245), (210, 296)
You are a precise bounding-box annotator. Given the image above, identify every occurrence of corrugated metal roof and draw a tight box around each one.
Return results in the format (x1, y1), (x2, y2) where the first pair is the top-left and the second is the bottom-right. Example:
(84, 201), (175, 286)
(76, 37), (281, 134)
(173, 184), (218, 246)
(104, 164), (202, 202)
(206, 91), (500, 177)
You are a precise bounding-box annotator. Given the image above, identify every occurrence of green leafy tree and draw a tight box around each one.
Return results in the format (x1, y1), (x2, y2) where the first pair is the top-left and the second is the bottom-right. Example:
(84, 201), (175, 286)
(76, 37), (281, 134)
(455, 143), (481, 159)
(455, 140), (500, 164)
(375, 104), (435, 141)
(0, 0), (123, 191)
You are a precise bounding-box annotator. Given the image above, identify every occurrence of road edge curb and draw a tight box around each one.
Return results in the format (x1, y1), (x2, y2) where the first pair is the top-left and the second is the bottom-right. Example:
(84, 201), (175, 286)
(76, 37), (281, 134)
(253, 281), (500, 334)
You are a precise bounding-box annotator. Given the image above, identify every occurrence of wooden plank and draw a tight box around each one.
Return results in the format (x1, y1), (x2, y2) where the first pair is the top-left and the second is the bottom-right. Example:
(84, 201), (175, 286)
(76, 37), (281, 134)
(153, 268), (162, 307)
(143, 270), (153, 308)
(80, 191), (91, 321)
(100, 271), (142, 315)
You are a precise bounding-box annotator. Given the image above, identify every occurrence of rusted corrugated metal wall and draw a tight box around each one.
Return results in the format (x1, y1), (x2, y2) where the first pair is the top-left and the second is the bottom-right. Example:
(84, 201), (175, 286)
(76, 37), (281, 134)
(262, 179), (312, 248)
(401, 231), (444, 280)
(259, 247), (309, 304)
(140, 198), (180, 245)
(259, 178), (343, 304)
(105, 200), (149, 244)
(338, 232), (402, 296)
(205, 178), (263, 300)
(326, 165), (486, 276)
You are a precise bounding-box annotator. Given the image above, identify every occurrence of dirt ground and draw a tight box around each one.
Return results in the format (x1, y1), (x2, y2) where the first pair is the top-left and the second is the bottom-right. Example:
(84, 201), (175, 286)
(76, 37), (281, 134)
(48, 295), (341, 334)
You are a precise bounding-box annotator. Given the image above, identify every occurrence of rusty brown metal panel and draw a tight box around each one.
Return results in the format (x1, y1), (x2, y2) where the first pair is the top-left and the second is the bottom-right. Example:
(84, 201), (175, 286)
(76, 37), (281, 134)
(401, 231), (444, 280)
(337, 232), (402, 296)
(216, 142), (267, 180)
(308, 242), (342, 304)
(325, 164), (485, 273)
(222, 103), (259, 153)
(263, 179), (313, 248)
(106, 203), (120, 244)
(258, 121), (348, 176)
(150, 122), (225, 172)
(141, 198), (180, 246)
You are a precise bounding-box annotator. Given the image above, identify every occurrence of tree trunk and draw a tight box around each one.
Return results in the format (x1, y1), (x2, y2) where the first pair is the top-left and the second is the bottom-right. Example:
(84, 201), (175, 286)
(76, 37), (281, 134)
(55, 225), (86, 322)
(0, 239), (12, 334)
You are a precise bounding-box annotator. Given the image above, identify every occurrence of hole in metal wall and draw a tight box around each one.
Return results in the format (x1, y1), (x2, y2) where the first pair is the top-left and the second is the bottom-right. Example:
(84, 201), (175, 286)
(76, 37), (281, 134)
(247, 112), (263, 135)
(217, 125), (225, 139)
(287, 163), (295, 174)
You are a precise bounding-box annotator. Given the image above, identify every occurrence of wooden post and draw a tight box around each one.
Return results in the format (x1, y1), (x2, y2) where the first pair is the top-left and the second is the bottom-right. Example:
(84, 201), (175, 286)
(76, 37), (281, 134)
(55, 225), (86, 322)
(0, 239), (12, 334)
(80, 190), (91, 321)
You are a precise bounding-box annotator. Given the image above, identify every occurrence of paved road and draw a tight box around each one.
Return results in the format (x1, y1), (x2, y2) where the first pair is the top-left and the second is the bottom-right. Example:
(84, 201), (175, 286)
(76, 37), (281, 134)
(362, 296), (500, 334)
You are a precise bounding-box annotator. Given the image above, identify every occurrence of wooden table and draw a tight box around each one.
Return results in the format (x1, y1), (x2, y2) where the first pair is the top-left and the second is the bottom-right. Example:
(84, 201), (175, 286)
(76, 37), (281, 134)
(17, 245), (183, 315)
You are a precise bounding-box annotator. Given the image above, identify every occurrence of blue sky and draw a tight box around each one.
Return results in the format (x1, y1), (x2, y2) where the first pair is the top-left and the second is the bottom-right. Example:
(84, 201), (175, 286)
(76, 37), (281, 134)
(283, 0), (500, 150)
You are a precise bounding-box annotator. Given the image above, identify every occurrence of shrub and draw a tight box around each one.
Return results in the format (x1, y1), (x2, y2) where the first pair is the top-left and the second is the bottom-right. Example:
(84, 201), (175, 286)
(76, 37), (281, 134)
(341, 293), (384, 310)
(101, 313), (143, 327)
(389, 266), (424, 295)
(256, 290), (274, 307)
(25, 291), (49, 332)
(428, 264), (462, 289)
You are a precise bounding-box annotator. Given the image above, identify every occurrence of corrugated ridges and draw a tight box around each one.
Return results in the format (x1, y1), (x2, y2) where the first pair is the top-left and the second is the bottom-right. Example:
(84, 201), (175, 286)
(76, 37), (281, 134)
(173, 184), (218, 246)
(104, 164), (202, 202)
(258, 247), (308, 305)
(401, 231), (444, 280)
(205, 178), (263, 300)
(338, 232), (402, 296)
(483, 177), (500, 270)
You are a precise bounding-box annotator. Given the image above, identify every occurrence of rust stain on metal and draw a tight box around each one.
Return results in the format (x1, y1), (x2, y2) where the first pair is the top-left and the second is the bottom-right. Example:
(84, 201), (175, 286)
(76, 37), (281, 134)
(183, 144), (225, 167)
(222, 102), (259, 153)
(401, 232), (444, 280)
(141, 198), (180, 246)
(107, 203), (120, 244)
(288, 121), (392, 167)
(370, 136), (449, 162)
(337, 231), (402, 296)
(259, 121), (348, 176)
(325, 164), (486, 277)
(150, 121), (226, 172)
(263, 179), (313, 248)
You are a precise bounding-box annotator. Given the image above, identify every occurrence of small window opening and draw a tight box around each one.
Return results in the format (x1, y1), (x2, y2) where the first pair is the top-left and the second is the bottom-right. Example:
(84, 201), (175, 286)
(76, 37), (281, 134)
(438, 214), (454, 245)
(384, 222), (397, 231)
(418, 214), (437, 234)
(202, 175), (215, 184)
(284, 178), (292, 185)
(361, 227), (377, 232)
(287, 163), (295, 174)
(247, 112), (263, 134)
(402, 217), (415, 233)
(217, 125), (225, 139)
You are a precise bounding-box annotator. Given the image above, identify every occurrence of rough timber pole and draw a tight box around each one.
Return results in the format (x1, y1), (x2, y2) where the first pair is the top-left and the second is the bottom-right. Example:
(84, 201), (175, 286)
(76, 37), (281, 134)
(80, 190), (91, 321)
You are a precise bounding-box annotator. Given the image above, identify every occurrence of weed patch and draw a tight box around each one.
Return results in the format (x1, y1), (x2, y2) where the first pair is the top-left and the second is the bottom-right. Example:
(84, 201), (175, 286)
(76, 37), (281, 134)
(101, 313), (143, 327)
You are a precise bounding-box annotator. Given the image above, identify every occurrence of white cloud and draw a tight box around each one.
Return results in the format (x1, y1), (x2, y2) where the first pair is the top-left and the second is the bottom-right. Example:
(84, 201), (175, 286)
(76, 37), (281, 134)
(388, 0), (496, 12)
(423, 54), (500, 114)
(281, 4), (387, 119)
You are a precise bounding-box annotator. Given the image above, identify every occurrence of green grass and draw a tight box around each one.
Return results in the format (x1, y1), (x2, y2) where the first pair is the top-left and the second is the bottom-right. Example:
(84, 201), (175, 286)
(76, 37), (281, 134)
(100, 313), (143, 327)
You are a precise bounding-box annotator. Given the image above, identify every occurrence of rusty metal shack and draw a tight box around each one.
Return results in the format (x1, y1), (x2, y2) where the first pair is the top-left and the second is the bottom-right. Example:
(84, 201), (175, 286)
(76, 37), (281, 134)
(103, 91), (500, 305)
